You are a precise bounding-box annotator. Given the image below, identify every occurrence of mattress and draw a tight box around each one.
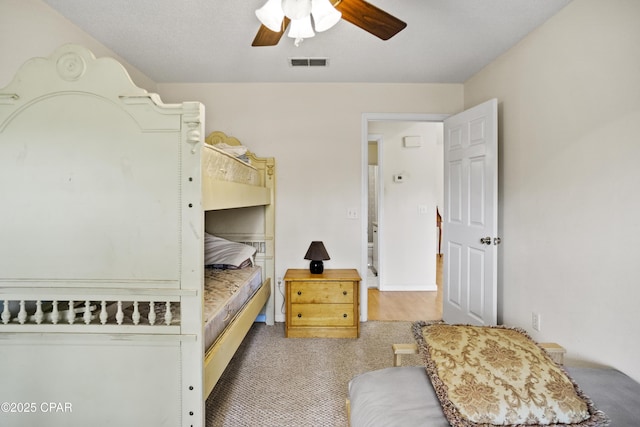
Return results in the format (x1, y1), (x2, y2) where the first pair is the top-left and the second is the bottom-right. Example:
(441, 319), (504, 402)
(203, 144), (259, 186)
(348, 366), (640, 427)
(119, 266), (263, 347)
(203, 265), (263, 351)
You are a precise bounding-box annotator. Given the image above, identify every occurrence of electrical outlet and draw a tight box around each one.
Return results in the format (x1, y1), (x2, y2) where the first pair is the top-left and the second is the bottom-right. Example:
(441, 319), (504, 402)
(347, 208), (358, 219)
(532, 312), (541, 332)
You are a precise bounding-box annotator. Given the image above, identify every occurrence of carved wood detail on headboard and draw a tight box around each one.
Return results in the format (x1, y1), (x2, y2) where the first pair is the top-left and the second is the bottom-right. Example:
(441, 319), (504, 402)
(205, 130), (242, 147)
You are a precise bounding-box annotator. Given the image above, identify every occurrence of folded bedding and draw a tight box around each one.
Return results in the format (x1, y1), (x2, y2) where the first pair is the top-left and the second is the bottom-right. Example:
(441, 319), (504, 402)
(213, 142), (248, 158)
(204, 233), (256, 269)
(212, 142), (251, 163)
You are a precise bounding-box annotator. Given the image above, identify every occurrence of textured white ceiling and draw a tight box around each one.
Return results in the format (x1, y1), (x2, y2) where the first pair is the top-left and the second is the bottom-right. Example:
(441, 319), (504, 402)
(43, 0), (572, 83)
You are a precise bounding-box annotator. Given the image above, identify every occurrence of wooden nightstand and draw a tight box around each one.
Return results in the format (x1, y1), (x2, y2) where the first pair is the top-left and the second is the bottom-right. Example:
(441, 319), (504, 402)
(284, 269), (361, 338)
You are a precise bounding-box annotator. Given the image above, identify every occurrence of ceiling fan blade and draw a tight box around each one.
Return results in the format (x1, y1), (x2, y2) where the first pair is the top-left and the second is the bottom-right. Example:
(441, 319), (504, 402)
(334, 0), (406, 40)
(251, 18), (291, 47)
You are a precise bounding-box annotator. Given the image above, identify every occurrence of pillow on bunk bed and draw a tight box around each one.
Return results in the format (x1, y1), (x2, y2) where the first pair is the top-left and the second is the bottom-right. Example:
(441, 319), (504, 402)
(412, 321), (609, 427)
(204, 233), (256, 269)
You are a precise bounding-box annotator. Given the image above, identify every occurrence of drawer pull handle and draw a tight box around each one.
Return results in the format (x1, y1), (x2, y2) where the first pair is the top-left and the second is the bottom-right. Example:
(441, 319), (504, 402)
(343, 291), (347, 296)
(343, 313), (348, 318)
(297, 313), (302, 318)
(297, 291), (302, 296)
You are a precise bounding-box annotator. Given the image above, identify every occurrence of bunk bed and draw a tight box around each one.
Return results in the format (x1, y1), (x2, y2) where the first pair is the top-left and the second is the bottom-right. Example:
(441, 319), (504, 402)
(0, 45), (275, 427)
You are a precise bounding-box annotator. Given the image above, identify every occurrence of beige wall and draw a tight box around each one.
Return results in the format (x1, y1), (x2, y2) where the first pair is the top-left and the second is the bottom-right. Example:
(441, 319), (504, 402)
(0, 0), (155, 91)
(465, 0), (640, 381)
(157, 83), (463, 321)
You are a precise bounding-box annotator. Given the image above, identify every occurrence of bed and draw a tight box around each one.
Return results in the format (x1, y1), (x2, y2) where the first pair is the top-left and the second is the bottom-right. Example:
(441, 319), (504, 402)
(0, 44), (275, 426)
(348, 321), (640, 426)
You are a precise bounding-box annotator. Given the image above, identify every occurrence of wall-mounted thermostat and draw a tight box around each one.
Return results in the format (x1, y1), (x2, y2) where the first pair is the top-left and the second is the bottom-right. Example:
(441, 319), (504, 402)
(403, 136), (422, 148)
(393, 174), (405, 183)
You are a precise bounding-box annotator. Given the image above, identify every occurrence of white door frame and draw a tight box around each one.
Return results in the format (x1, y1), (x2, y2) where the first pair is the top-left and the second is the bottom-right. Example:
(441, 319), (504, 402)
(360, 113), (449, 322)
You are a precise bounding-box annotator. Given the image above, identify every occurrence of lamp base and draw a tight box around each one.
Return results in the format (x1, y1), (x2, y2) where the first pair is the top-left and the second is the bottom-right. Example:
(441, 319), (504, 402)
(309, 260), (324, 274)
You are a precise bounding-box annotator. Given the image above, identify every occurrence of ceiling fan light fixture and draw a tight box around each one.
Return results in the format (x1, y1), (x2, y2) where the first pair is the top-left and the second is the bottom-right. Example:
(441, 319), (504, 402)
(288, 15), (315, 46)
(282, 0), (312, 20)
(255, 0), (285, 32)
(311, 0), (342, 32)
(252, 0), (406, 47)
(255, 0), (343, 46)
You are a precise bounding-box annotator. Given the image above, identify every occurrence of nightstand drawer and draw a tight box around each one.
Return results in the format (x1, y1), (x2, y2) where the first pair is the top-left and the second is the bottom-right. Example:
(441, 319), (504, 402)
(290, 303), (356, 327)
(289, 281), (355, 304)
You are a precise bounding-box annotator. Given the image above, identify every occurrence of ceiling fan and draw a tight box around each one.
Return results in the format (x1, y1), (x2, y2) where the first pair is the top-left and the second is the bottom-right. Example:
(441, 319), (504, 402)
(252, 0), (407, 47)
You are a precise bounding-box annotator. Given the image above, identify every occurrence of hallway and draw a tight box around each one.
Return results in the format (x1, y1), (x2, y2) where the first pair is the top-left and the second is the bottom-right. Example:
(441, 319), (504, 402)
(368, 255), (442, 321)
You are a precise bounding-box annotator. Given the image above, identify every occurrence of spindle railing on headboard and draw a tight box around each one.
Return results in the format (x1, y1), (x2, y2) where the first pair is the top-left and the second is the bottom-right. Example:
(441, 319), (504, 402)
(0, 291), (187, 332)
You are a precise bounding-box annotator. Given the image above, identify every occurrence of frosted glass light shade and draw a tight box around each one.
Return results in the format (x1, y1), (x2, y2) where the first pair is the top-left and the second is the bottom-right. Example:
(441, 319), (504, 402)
(255, 0), (285, 32)
(283, 0), (312, 20)
(288, 15), (315, 39)
(311, 0), (341, 32)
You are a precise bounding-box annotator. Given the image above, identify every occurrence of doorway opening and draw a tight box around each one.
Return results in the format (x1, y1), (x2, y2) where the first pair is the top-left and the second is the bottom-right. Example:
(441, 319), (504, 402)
(360, 113), (448, 322)
(366, 134), (382, 289)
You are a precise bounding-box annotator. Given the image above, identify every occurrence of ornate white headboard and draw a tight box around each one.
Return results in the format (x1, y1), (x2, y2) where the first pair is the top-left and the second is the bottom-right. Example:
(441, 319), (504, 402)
(0, 44), (203, 288)
(0, 45), (207, 426)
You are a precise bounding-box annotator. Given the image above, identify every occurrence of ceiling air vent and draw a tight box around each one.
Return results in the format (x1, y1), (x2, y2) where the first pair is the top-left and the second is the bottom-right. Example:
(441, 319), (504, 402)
(289, 57), (328, 67)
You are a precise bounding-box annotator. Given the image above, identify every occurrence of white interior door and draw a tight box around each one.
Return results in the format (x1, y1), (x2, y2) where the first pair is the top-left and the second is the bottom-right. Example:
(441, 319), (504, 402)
(442, 99), (499, 325)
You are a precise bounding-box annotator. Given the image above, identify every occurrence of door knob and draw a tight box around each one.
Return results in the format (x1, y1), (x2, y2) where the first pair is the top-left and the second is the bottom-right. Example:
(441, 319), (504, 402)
(480, 237), (492, 245)
(493, 237), (502, 245)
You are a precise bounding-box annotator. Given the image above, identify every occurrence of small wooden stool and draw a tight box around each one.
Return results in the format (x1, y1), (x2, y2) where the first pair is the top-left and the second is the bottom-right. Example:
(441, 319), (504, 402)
(392, 343), (419, 366)
(540, 342), (566, 365)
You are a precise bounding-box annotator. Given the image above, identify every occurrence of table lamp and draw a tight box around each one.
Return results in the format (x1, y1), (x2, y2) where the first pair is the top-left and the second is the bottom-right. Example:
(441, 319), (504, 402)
(304, 241), (330, 274)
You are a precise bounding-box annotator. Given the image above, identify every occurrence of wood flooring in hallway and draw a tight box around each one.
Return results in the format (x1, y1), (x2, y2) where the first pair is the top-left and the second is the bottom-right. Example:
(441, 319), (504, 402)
(367, 255), (442, 321)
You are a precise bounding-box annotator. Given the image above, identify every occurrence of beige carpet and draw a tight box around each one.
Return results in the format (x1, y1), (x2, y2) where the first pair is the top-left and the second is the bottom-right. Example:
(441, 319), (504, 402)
(205, 321), (422, 426)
